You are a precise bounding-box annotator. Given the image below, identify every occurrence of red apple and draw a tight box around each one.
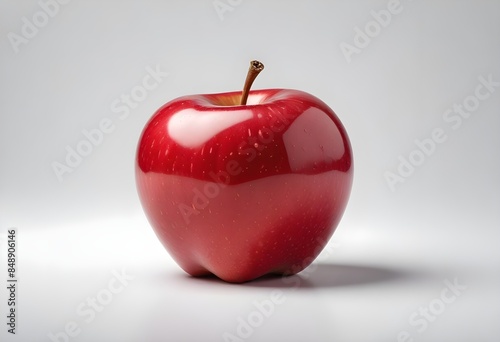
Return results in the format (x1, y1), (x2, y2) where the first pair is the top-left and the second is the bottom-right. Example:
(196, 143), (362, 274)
(135, 61), (353, 283)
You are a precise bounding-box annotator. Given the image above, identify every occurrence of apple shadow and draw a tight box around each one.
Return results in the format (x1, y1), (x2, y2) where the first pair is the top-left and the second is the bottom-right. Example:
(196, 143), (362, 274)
(183, 263), (428, 289)
(239, 263), (425, 289)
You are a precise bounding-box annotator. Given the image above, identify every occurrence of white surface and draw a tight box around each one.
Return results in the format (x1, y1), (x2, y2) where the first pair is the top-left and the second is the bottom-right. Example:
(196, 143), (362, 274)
(1, 0), (499, 341)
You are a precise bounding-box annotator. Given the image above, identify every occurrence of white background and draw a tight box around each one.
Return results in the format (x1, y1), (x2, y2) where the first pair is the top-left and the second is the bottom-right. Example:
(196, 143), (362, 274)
(1, 0), (499, 341)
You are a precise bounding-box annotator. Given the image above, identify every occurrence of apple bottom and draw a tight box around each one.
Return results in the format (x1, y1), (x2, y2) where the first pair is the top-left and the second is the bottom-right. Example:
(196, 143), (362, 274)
(137, 171), (352, 283)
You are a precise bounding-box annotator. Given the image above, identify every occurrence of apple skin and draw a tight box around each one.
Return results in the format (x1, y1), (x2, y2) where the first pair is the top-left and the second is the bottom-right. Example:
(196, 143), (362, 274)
(135, 89), (353, 283)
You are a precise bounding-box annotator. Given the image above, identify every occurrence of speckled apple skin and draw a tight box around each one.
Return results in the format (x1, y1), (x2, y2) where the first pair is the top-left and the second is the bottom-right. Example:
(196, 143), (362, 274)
(136, 89), (353, 283)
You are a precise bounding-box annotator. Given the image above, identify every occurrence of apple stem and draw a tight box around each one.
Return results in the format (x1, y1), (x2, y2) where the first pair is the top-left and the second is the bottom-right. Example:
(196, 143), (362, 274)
(240, 60), (264, 105)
